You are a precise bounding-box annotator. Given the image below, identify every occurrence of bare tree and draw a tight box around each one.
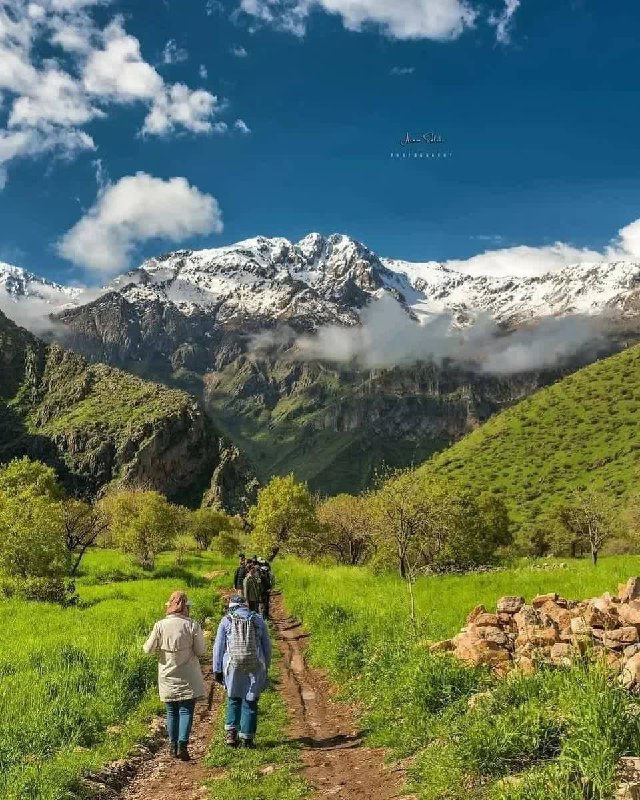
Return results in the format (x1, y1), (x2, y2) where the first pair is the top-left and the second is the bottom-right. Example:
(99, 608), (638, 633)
(62, 499), (108, 575)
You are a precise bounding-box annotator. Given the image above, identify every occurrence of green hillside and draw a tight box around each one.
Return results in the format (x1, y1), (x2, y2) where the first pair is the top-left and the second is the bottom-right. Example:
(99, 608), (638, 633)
(418, 343), (640, 528)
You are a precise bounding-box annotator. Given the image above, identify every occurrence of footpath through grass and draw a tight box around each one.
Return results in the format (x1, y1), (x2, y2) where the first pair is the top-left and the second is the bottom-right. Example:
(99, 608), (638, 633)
(205, 656), (309, 800)
(278, 556), (640, 800)
(0, 548), (233, 800)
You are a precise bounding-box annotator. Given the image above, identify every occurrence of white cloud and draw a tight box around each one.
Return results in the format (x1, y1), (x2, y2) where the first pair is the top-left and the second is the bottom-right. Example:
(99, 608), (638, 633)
(490, 0), (520, 44)
(234, 118), (251, 134)
(199, 63), (208, 79)
(390, 66), (415, 75)
(238, 0), (476, 40)
(230, 44), (248, 57)
(162, 38), (189, 65)
(0, 2), (232, 186)
(58, 172), (223, 274)
(435, 217), (640, 279)
(143, 83), (222, 136)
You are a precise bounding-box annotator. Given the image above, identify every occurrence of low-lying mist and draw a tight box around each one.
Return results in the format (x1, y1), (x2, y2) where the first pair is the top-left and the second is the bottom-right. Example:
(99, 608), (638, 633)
(252, 295), (607, 375)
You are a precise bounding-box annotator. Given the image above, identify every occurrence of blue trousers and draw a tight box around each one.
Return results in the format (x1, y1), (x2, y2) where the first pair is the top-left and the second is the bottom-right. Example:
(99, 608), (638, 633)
(225, 696), (259, 739)
(166, 699), (195, 744)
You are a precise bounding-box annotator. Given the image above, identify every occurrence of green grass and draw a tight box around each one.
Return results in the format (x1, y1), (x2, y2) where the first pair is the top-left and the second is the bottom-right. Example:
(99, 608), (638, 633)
(278, 556), (640, 799)
(418, 344), (640, 528)
(0, 548), (234, 800)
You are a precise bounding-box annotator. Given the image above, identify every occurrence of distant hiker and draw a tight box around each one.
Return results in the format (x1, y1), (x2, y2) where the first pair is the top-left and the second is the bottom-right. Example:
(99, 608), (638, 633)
(233, 553), (247, 592)
(143, 591), (206, 761)
(257, 558), (273, 621)
(213, 594), (272, 748)
(243, 560), (261, 612)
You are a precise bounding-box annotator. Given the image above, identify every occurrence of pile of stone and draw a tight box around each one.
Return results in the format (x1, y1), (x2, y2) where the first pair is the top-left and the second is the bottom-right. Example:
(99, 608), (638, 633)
(432, 577), (640, 688)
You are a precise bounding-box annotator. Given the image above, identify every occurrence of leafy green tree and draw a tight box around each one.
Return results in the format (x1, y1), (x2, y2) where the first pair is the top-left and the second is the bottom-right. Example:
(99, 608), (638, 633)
(553, 491), (621, 565)
(248, 474), (319, 559)
(100, 490), (182, 570)
(0, 457), (63, 500)
(62, 499), (108, 575)
(188, 507), (234, 550)
(316, 493), (373, 565)
(0, 489), (69, 578)
(217, 530), (242, 558)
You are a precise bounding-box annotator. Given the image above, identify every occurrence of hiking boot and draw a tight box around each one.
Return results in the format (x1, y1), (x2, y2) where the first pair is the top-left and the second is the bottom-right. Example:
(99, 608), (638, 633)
(177, 743), (190, 761)
(238, 737), (255, 749)
(225, 729), (238, 747)
(169, 742), (178, 758)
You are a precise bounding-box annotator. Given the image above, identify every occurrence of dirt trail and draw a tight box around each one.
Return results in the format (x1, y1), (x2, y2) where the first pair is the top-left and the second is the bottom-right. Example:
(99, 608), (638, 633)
(118, 669), (219, 800)
(271, 593), (410, 800)
(114, 592), (408, 800)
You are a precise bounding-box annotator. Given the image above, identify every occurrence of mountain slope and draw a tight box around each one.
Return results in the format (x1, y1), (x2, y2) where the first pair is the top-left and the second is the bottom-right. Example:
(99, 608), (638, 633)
(4, 233), (640, 495)
(417, 344), (640, 527)
(0, 311), (256, 510)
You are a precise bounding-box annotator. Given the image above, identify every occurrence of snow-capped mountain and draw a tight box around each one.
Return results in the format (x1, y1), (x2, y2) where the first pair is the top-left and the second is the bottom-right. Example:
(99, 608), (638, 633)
(3, 233), (640, 331)
(0, 263), (80, 308)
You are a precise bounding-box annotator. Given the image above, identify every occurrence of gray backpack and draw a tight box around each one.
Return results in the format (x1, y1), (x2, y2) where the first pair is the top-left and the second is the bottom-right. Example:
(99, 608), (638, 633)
(227, 611), (260, 672)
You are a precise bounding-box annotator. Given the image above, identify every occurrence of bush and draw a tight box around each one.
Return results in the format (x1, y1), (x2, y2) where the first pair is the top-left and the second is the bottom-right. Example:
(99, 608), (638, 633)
(217, 531), (241, 558)
(0, 576), (77, 604)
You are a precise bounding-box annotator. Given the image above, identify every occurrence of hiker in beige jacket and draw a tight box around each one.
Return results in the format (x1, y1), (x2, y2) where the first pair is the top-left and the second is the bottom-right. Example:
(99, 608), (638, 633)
(143, 591), (206, 761)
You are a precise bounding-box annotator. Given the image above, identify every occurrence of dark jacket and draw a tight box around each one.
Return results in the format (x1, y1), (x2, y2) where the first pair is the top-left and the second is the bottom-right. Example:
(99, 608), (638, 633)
(233, 565), (246, 591)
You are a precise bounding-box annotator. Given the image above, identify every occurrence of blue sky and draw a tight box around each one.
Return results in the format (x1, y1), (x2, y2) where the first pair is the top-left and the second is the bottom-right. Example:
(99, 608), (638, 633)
(1, 0), (640, 286)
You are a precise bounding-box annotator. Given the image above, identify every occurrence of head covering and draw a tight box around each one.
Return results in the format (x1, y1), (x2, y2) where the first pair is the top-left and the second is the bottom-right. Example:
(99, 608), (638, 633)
(239, 553), (246, 560)
(165, 591), (191, 615)
(229, 594), (246, 609)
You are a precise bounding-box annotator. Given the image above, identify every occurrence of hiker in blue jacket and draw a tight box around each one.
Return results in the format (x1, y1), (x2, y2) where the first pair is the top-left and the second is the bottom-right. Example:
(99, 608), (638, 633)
(213, 594), (272, 748)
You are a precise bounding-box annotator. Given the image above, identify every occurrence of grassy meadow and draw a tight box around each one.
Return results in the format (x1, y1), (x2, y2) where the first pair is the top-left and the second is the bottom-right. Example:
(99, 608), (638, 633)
(278, 555), (640, 800)
(0, 548), (233, 800)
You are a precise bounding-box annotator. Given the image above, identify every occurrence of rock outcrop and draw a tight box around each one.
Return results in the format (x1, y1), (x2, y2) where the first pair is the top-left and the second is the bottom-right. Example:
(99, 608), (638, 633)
(432, 578), (640, 689)
(0, 310), (257, 512)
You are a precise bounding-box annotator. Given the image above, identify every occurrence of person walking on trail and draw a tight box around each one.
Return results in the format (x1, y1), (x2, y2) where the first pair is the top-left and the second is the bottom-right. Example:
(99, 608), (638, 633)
(243, 560), (261, 612)
(233, 553), (247, 591)
(213, 594), (272, 749)
(257, 558), (273, 621)
(143, 591), (205, 762)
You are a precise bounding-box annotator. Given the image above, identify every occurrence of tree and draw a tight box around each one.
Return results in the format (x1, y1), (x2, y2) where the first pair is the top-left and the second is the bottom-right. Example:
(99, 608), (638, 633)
(100, 490), (182, 570)
(553, 491), (620, 565)
(187, 507), (234, 551)
(316, 493), (373, 565)
(62, 499), (108, 576)
(0, 457), (63, 500)
(0, 488), (69, 579)
(217, 530), (242, 558)
(248, 474), (319, 559)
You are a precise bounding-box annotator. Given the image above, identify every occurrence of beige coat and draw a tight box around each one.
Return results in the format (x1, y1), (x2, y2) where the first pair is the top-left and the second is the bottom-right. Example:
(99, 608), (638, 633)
(143, 614), (206, 702)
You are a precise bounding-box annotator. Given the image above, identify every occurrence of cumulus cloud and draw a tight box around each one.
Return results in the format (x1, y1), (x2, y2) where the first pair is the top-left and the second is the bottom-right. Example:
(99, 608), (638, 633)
(0, 2), (232, 186)
(391, 66), (415, 75)
(238, 0), (476, 40)
(199, 63), (208, 79)
(57, 172), (223, 274)
(230, 44), (248, 57)
(490, 0), (520, 44)
(257, 294), (604, 375)
(433, 217), (640, 279)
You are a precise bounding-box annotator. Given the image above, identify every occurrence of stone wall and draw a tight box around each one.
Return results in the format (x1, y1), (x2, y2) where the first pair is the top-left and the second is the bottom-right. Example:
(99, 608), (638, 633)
(432, 577), (640, 689)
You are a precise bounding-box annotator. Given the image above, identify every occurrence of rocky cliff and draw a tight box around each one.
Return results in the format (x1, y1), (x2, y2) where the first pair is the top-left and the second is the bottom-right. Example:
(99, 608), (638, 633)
(0, 311), (256, 511)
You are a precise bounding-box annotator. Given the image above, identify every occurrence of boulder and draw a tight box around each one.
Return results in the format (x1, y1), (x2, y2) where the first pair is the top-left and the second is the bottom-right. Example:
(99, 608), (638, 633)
(624, 644), (640, 659)
(515, 626), (558, 648)
(429, 639), (454, 653)
(454, 638), (511, 668)
(550, 643), (572, 663)
(538, 599), (573, 632)
(618, 603), (640, 626)
(467, 604), (486, 624)
(474, 613), (501, 628)
(532, 593), (558, 608)
(477, 626), (509, 647)
(583, 603), (618, 629)
(515, 655), (536, 675)
(497, 596), (525, 614)
(570, 617), (592, 636)
(603, 628), (640, 649)
(514, 605), (542, 631)
(619, 578), (640, 604)
(620, 653), (640, 689)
